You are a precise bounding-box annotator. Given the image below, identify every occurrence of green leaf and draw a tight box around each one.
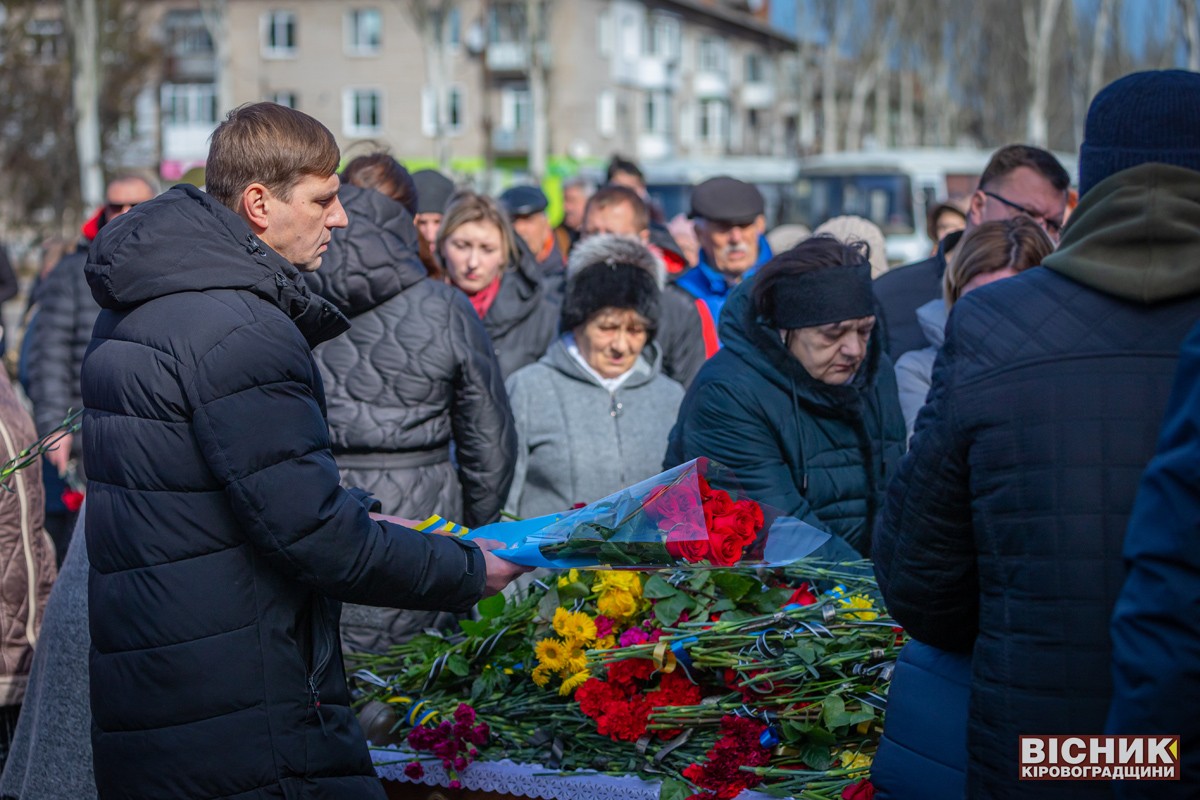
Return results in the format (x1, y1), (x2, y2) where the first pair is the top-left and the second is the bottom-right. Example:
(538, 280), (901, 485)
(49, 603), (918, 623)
(755, 587), (792, 612)
(711, 572), (757, 602)
(654, 593), (692, 627)
(845, 705), (876, 726)
(718, 609), (755, 623)
(658, 778), (692, 800)
(557, 580), (590, 600)
(643, 574), (680, 599)
(537, 587), (561, 623)
(791, 641), (817, 664)
(799, 742), (836, 770)
(822, 695), (848, 729)
(470, 676), (487, 702)
(710, 598), (737, 613)
(686, 569), (712, 590)
(477, 593), (506, 619)
(459, 618), (489, 637)
(446, 654), (471, 677)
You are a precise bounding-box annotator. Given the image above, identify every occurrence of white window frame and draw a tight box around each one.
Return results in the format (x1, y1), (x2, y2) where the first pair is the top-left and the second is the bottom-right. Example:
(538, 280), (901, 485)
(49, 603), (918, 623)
(345, 8), (381, 56)
(343, 87), (383, 137)
(422, 85), (466, 137)
(262, 10), (297, 59)
(644, 91), (669, 136)
(597, 90), (616, 138)
(698, 36), (726, 73)
(161, 83), (219, 126)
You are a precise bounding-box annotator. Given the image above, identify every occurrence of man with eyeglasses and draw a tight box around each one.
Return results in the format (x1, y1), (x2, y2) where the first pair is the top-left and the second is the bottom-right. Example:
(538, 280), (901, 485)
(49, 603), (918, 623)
(24, 174), (157, 481)
(874, 144), (1070, 358)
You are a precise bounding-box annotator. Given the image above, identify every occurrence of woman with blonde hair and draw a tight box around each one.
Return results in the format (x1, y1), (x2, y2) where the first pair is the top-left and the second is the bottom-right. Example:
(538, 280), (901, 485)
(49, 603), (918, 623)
(895, 216), (1055, 440)
(438, 190), (559, 378)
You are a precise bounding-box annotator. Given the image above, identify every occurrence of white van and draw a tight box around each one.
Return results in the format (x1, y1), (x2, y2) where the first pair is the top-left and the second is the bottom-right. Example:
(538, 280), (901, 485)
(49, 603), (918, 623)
(784, 148), (1078, 264)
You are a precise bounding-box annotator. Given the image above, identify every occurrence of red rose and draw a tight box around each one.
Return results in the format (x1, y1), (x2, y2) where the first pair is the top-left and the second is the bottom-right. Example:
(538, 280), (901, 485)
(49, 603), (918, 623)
(62, 488), (84, 513)
(702, 489), (734, 529)
(842, 779), (875, 800)
(404, 761), (425, 780)
(646, 483), (702, 524)
(785, 583), (818, 606)
(731, 499), (764, 542)
(665, 526), (711, 563)
(707, 529), (747, 566)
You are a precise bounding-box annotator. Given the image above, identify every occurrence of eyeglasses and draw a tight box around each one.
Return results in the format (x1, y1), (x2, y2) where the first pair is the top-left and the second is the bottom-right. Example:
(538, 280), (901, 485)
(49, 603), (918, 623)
(105, 201), (141, 214)
(981, 190), (1063, 237)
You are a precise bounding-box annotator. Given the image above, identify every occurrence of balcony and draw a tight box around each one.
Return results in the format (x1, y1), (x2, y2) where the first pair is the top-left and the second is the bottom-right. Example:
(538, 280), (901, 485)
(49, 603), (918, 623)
(741, 81), (774, 109)
(636, 56), (680, 91)
(636, 132), (672, 161)
(166, 52), (217, 83)
(485, 41), (550, 73)
(163, 122), (217, 163)
(492, 126), (530, 154)
(693, 71), (729, 99)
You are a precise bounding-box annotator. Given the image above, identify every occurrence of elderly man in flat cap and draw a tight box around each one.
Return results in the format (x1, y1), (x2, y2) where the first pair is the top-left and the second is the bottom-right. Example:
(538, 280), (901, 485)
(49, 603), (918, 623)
(499, 184), (565, 296)
(672, 176), (773, 352)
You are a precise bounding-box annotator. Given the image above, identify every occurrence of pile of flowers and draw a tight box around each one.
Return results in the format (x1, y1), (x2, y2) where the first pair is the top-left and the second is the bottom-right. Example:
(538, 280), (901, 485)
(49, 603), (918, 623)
(351, 560), (901, 800)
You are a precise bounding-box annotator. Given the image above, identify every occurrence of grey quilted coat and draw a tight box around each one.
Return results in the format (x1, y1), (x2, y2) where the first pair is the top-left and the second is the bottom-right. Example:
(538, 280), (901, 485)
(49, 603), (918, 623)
(308, 185), (516, 652)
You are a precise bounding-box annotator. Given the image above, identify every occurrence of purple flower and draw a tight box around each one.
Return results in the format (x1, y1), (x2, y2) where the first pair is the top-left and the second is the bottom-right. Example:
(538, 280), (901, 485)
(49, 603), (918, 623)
(619, 627), (650, 648)
(454, 704), (476, 726)
(404, 762), (425, 780)
(449, 780), (462, 790)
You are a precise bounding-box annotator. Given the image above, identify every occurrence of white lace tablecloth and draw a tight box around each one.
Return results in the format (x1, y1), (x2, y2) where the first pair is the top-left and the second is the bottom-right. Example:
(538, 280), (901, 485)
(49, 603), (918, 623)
(372, 746), (778, 799)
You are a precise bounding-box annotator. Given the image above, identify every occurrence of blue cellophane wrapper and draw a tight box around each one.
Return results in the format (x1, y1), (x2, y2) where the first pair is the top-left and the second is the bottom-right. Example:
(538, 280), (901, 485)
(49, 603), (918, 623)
(464, 458), (830, 570)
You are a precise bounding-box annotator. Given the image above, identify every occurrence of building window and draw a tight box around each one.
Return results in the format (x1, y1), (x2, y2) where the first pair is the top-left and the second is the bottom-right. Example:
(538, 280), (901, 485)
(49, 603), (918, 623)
(745, 53), (768, 83)
(698, 36), (726, 73)
(446, 7), (460, 48)
(162, 83), (218, 126)
(262, 11), (296, 58)
(26, 18), (65, 63)
(268, 91), (297, 108)
(698, 99), (727, 144)
(344, 87), (383, 136)
(643, 14), (679, 60)
(164, 10), (213, 57)
(422, 86), (465, 137)
(345, 8), (381, 56)
(644, 92), (669, 135)
(597, 91), (615, 138)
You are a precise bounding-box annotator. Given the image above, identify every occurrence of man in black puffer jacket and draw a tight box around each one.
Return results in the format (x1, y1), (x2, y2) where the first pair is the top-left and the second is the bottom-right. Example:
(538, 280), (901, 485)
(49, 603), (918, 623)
(82, 103), (526, 800)
(873, 70), (1200, 799)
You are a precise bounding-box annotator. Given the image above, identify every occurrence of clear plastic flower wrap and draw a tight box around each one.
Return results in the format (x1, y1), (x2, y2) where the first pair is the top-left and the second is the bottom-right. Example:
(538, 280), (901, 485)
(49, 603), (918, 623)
(457, 458), (831, 570)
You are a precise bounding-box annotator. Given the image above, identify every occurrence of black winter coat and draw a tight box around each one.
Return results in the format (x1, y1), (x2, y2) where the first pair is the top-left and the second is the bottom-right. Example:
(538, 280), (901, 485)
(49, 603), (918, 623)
(665, 279), (905, 557)
(873, 164), (1200, 799)
(307, 185), (516, 527)
(481, 240), (560, 379)
(308, 185), (516, 654)
(872, 230), (961, 359)
(81, 185), (487, 800)
(25, 250), (98, 442)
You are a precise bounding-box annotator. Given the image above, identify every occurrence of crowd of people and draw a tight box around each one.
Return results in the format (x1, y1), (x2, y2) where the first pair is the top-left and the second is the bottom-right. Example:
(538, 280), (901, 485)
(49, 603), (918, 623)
(0, 68), (1190, 799)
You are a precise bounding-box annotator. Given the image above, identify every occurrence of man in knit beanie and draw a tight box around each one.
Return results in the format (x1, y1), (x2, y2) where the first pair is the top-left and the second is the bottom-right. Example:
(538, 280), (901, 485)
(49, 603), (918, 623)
(873, 69), (1200, 800)
(1104, 70), (1200, 800)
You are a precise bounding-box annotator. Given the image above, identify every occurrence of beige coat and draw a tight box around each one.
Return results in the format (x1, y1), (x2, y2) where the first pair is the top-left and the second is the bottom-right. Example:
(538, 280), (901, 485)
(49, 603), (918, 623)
(0, 372), (56, 705)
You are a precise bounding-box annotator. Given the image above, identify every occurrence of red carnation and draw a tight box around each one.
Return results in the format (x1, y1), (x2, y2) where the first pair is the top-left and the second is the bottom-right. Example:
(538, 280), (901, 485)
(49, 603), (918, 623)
(404, 761), (424, 780)
(607, 658), (656, 690)
(785, 583), (818, 606)
(842, 779), (876, 800)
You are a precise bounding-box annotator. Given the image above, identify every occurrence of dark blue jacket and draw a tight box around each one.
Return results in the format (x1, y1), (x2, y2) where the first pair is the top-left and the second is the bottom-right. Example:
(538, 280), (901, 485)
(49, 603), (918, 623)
(665, 278), (905, 557)
(82, 185), (487, 799)
(872, 230), (961, 359)
(1108, 318), (1200, 799)
(872, 642), (970, 800)
(873, 164), (1200, 798)
(672, 234), (773, 343)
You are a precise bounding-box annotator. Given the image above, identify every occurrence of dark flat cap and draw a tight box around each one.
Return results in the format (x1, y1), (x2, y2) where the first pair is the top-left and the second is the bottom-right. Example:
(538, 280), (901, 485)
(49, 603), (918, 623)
(412, 169), (454, 214)
(689, 176), (764, 225)
(499, 185), (548, 217)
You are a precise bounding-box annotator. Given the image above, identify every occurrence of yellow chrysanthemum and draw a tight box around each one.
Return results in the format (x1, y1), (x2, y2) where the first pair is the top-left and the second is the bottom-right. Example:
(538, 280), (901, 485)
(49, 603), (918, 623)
(553, 608), (598, 644)
(534, 637), (567, 671)
(595, 635), (617, 650)
(840, 750), (873, 772)
(597, 589), (639, 621)
(531, 664), (552, 687)
(556, 569), (581, 589)
(558, 670), (590, 696)
(839, 594), (879, 621)
(593, 570), (643, 597)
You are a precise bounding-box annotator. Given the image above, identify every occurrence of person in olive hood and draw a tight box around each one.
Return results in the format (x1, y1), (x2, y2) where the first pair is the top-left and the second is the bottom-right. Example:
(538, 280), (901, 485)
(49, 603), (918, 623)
(665, 235), (905, 558)
(873, 70), (1200, 800)
(80, 103), (524, 800)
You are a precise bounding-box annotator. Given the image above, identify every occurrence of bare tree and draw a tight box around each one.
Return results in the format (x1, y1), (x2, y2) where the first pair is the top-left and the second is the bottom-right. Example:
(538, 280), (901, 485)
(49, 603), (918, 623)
(1181, 0), (1200, 70)
(1023, 0), (1064, 146)
(525, 0), (548, 181)
(817, 0), (846, 153)
(845, 1), (897, 150)
(198, 0), (234, 116)
(397, 0), (458, 171)
(65, 0), (103, 208)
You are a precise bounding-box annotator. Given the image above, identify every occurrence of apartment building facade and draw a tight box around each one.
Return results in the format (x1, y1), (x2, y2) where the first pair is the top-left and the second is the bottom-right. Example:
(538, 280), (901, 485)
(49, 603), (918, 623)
(152, 0), (798, 181)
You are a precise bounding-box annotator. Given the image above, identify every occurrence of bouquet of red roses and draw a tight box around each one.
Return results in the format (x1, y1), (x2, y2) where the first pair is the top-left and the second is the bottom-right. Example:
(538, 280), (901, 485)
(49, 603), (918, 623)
(468, 458), (829, 570)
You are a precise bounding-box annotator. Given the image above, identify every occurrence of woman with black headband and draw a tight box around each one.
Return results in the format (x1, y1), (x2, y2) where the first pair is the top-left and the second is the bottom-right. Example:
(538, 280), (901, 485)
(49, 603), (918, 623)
(664, 235), (905, 558)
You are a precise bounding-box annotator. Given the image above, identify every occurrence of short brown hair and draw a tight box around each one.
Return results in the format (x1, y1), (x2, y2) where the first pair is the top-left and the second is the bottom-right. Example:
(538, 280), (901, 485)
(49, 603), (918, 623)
(435, 190), (519, 270)
(342, 153), (418, 216)
(205, 102), (340, 211)
(977, 144), (1071, 193)
(944, 217), (1054, 308)
(584, 185), (649, 233)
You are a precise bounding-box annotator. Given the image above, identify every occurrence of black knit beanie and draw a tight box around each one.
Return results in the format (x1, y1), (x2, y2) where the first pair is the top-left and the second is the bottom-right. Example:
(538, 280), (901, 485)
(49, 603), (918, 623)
(1078, 69), (1200, 196)
(560, 262), (660, 341)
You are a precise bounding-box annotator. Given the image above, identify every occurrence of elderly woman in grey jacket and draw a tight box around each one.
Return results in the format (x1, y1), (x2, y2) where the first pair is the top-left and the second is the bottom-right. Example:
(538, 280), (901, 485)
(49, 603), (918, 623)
(504, 236), (684, 518)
